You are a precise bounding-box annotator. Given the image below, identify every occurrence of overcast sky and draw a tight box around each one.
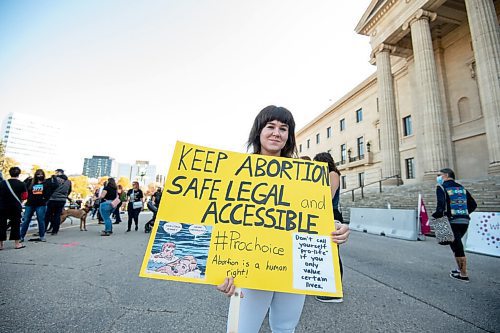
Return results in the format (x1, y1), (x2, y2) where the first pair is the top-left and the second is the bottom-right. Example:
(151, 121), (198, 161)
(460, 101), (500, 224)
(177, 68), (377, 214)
(0, 0), (374, 175)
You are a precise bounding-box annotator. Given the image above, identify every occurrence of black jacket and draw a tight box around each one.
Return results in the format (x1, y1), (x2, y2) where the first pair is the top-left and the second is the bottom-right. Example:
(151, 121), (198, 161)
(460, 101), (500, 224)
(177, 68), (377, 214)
(432, 180), (477, 221)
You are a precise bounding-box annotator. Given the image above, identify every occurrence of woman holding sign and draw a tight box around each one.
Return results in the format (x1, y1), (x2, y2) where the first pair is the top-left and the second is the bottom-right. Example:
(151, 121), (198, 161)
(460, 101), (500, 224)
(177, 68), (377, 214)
(217, 105), (350, 333)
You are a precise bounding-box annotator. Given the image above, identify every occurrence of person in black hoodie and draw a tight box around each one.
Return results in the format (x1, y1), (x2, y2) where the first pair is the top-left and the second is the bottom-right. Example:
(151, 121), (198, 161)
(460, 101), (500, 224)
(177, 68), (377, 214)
(0, 167), (28, 250)
(20, 169), (49, 242)
(45, 169), (72, 235)
(432, 168), (477, 282)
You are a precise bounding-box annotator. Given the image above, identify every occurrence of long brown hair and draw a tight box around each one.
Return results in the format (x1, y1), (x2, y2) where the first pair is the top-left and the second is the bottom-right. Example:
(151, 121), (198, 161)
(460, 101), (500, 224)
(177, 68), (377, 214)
(107, 177), (117, 189)
(314, 152), (341, 175)
(30, 169), (46, 189)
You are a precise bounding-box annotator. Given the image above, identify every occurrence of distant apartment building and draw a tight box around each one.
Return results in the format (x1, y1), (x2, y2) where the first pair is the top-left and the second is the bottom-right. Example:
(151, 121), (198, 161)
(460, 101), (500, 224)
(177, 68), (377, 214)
(116, 160), (157, 186)
(131, 160), (157, 186)
(0, 112), (64, 172)
(117, 163), (132, 179)
(82, 155), (115, 179)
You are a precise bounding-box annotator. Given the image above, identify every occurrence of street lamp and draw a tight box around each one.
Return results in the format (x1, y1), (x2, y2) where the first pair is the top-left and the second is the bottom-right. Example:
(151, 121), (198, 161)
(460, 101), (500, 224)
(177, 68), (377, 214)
(367, 141), (371, 152)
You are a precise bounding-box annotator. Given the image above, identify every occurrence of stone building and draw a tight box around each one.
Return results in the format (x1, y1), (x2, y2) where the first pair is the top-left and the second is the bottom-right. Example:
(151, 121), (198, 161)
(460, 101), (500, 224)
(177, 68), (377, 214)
(296, 0), (500, 191)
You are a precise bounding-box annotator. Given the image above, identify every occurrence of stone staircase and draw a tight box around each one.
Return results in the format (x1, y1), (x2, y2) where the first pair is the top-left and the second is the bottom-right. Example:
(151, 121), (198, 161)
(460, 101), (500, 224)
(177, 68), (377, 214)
(339, 176), (500, 223)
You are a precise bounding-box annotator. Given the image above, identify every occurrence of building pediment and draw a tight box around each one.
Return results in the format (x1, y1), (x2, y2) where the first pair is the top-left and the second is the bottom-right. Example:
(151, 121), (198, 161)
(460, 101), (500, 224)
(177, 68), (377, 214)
(355, 0), (398, 36)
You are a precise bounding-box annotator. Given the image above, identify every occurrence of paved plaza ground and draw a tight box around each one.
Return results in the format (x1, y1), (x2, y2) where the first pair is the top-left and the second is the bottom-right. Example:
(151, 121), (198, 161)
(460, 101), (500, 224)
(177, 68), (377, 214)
(1, 212), (499, 332)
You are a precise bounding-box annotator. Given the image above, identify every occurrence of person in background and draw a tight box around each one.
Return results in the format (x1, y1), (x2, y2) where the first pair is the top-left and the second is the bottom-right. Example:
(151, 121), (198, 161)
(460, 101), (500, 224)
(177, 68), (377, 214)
(314, 152), (346, 303)
(432, 168), (477, 282)
(126, 181), (144, 232)
(20, 169), (49, 242)
(112, 184), (125, 224)
(145, 187), (162, 233)
(45, 168), (72, 235)
(0, 167), (28, 250)
(98, 177), (118, 236)
(216, 105), (350, 332)
(96, 182), (107, 224)
(91, 188), (100, 219)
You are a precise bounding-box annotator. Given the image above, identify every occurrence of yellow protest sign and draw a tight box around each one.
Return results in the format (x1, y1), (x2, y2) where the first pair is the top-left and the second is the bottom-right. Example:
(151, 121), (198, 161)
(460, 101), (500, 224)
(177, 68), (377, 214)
(139, 141), (343, 297)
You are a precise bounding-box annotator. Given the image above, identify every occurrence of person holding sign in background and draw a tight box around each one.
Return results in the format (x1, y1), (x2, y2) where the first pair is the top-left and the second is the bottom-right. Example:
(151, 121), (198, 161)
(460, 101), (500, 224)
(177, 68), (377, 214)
(217, 105), (350, 333)
(313, 152), (346, 303)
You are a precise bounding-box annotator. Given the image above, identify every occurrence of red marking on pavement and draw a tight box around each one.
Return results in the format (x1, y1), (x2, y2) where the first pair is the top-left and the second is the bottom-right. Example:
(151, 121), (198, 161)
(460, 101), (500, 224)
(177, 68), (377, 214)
(62, 242), (80, 248)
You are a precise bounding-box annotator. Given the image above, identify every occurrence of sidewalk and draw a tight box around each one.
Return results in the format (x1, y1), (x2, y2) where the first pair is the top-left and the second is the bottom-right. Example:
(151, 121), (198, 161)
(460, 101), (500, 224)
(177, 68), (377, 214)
(1, 215), (498, 332)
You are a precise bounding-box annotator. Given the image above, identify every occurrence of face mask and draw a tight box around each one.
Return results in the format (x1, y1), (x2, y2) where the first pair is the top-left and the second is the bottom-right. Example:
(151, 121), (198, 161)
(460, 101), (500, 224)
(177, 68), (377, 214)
(436, 175), (444, 185)
(36, 175), (44, 180)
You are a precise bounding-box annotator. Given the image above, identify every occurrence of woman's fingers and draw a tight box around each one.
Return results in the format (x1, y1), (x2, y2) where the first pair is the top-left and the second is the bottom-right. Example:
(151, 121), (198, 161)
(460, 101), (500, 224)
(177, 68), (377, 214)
(331, 222), (350, 244)
(216, 277), (236, 297)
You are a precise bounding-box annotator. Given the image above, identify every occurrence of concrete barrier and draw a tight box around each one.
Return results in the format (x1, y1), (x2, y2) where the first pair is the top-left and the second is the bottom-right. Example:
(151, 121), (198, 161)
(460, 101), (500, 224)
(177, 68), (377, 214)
(350, 208), (418, 241)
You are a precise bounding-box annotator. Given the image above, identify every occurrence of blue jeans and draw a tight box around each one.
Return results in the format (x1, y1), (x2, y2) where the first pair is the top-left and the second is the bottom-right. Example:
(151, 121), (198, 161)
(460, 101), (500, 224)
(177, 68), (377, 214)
(21, 205), (47, 240)
(99, 201), (114, 232)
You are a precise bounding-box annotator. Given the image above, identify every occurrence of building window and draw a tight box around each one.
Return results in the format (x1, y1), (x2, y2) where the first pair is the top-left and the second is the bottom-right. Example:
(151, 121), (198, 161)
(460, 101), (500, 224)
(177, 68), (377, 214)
(316, 133), (320, 144)
(299, 144), (302, 153)
(307, 139), (310, 149)
(356, 109), (363, 123)
(403, 116), (413, 136)
(357, 137), (364, 158)
(327, 126), (332, 138)
(340, 118), (345, 131)
(340, 144), (346, 162)
(406, 158), (415, 179)
(358, 172), (365, 187)
(341, 175), (346, 189)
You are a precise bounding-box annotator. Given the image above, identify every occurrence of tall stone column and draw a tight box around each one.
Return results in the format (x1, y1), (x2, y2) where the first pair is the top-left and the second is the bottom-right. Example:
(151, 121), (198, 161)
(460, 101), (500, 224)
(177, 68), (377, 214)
(465, 0), (500, 174)
(403, 10), (449, 180)
(372, 44), (401, 182)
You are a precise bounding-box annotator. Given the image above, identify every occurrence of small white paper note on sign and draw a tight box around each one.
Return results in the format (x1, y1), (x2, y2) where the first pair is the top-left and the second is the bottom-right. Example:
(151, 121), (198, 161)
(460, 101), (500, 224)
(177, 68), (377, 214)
(292, 233), (336, 293)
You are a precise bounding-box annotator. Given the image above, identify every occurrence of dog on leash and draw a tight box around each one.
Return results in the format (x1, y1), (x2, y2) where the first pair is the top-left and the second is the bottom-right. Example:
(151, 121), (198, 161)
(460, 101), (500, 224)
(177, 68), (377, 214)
(61, 205), (91, 231)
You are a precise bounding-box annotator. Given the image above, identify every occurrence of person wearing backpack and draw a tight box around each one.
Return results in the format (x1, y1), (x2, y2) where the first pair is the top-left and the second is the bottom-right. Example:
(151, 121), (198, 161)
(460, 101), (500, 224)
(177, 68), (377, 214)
(432, 168), (477, 282)
(44, 168), (72, 235)
(0, 167), (28, 250)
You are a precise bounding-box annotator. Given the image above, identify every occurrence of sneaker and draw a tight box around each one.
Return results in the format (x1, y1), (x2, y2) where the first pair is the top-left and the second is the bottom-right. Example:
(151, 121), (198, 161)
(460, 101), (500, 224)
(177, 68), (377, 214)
(450, 269), (460, 275)
(315, 296), (343, 303)
(449, 273), (469, 282)
(101, 231), (111, 236)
